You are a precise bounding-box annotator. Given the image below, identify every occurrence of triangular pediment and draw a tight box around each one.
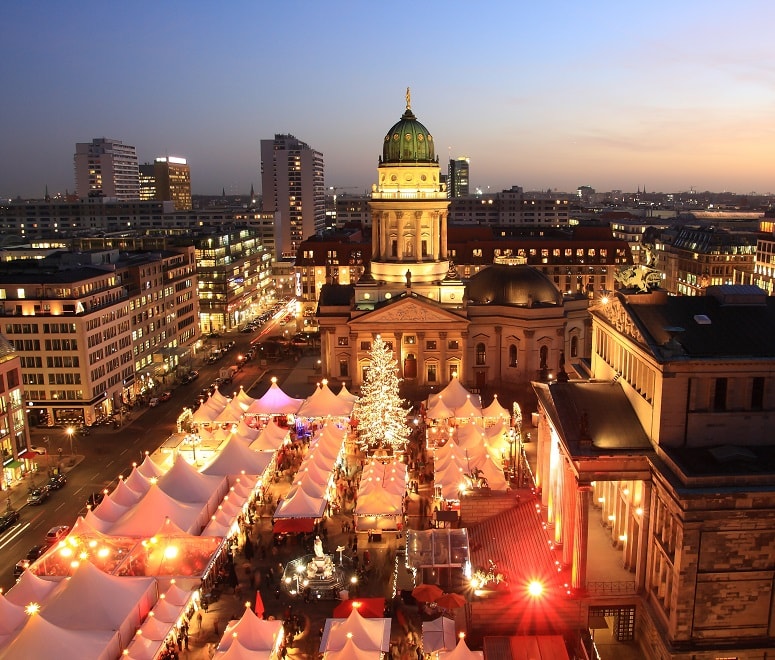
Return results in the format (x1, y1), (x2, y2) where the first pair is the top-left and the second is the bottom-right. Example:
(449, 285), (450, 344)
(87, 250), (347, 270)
(350, 295), (467, 327)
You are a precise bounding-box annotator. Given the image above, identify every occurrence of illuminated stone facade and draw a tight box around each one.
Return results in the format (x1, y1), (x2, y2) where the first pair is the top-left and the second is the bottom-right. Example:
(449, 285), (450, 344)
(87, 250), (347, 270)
(532, 285), (775, 658)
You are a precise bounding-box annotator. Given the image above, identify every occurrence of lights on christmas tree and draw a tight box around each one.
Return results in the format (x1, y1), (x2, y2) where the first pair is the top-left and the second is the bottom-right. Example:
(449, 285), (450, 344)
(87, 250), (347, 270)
(356, 334), (410, 450)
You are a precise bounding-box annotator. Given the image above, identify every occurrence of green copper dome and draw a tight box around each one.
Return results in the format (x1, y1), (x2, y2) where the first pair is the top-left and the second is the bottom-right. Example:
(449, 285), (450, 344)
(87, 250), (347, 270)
(382, 107), (436, 164)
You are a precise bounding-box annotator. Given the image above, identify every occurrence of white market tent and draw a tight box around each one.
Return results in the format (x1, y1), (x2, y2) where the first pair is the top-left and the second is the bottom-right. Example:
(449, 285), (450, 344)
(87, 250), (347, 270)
(137, 454), (167, 480)
(323, 636), (381, 659)
(273, 484), (327, 519)
(158, 454), (227, 504)
(481, 394), (510, 421)
(107, 484), (207, 536)
(216, 607), (283, 654)
(249, 420), (290, 451)
(124, 465), (153, 495)
(439, 638), (484, 659)
(214, 639), (273, 659)
(38, 561), (155, 647)
(355, 459), (407, 530)
(422, 615), (457, 653)
(319, 609), (391, 654)
(454, 396), (483, 421)
(0, 615), (117, 660)
(426, 397), (455, 420)
(427, 376), (481, 410)
(246, 379), (303, 416)
(4, 567), (59, 606)
(337, 383), (359, 404)
(215, 399), (247, 424)
(234, 387), (256, 411)
(0, 594), (26, 637)
(201, 436), (274, 477)
(108, 478), (144, 507)
(297, 381), (354, 418)
(232, 419), (260, 443)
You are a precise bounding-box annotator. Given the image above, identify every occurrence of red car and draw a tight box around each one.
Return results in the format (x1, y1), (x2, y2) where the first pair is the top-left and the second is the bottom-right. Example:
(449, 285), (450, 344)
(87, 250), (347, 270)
(159, 391), (173, 402)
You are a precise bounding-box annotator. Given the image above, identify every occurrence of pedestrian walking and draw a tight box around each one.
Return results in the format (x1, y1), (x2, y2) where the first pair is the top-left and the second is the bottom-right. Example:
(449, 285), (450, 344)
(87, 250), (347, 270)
(196, 609), (203, 630)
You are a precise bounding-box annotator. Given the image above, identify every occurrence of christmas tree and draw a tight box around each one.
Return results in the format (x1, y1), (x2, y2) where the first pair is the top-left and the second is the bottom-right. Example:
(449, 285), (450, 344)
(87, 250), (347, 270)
(356, 334), (410, 450)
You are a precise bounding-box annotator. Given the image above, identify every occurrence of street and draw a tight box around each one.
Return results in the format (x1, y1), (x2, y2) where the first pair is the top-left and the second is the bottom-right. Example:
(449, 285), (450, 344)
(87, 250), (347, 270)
(0, 313), (310, 592)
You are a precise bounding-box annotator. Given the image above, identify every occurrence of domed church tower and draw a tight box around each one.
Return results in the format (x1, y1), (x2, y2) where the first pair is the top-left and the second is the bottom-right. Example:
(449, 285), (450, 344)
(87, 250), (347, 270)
(365, 89), (455, 294)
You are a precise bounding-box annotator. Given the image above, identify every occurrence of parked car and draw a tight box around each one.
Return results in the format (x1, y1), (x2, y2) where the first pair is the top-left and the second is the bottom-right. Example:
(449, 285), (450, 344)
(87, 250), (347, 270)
(181, 370), (199, 384)
(148, 397), (161, 407)
(44, 524), (70, 545)
(86, 491), (106, 508)
(27, 486), (50, 506)
(158, 391), (172, 402)
(14, 545), (46, 578)
(47, 473), (67, 490)
(30, 446), (47, 455)
(0, 509), (20, 532)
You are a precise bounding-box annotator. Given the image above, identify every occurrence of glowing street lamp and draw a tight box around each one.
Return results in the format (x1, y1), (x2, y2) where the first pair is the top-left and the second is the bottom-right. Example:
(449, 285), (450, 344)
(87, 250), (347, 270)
(66, 426), (75, 455)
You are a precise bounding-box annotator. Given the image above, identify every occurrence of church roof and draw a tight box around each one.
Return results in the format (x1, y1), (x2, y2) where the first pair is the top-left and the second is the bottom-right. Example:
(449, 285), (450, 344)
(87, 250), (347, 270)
(466, 265), (562, 307)
(382, 99), (435, 164)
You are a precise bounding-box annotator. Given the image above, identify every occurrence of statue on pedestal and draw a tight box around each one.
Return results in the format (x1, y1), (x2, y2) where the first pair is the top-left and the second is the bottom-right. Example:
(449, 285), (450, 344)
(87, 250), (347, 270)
(313, 535), (324, 558)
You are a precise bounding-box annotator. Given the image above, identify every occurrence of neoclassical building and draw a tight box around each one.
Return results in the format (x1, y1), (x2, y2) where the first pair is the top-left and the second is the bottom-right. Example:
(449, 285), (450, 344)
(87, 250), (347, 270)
(317, 95), (590, 396)
(532, 284), (775, 658)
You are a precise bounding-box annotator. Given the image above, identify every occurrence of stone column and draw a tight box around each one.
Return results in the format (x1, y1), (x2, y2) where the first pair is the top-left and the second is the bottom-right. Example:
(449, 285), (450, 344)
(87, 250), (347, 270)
(415, 211), (422, 260)
(394, 332), (403, 378)
(635, 480), (652, 592)
(571, 484), (592, 594)
(372, 212), (380, 259)
(417, 332), (425, 385)
(439, 332), (448, 383)
(440, 211), (448, 259)
(561, 463), (577, 568)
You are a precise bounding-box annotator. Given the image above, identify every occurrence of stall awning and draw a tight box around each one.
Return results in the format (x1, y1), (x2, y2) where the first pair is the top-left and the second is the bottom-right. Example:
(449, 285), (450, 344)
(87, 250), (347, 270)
(273, 518), (316, 534)
(18, 450), (38, 459)
(4, 460), (22, 469)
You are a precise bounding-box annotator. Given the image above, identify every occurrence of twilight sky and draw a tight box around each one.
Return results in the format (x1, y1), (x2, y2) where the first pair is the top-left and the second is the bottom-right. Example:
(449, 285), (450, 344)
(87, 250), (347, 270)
(2, 1), (774, 199)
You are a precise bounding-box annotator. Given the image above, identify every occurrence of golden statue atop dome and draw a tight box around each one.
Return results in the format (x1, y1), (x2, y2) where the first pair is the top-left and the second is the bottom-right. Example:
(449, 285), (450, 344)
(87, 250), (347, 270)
(406, 86), (411, 111)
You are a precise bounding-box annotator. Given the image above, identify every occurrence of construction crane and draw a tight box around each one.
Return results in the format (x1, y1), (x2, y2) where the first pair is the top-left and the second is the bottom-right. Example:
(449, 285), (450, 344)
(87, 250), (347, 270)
(328, 186), (359, 228)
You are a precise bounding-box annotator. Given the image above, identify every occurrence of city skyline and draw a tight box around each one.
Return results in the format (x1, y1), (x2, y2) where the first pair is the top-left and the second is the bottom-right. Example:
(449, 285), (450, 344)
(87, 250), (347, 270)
(2, 1), (774, 199)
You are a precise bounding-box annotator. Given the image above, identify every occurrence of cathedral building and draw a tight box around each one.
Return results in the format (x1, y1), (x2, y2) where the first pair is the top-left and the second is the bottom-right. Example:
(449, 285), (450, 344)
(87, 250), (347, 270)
(316, 94), (590, 398)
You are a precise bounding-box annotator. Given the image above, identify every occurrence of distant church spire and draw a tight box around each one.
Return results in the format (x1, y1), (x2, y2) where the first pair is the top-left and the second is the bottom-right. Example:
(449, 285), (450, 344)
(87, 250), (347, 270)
(222, 187), (226, 197)
(250, 183), (255, 198)
(45, 185), (50, 202)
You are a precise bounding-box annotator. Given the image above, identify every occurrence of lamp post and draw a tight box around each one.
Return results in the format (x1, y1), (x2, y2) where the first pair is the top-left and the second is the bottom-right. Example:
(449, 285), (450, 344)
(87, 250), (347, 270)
(66, 427), (75, 456)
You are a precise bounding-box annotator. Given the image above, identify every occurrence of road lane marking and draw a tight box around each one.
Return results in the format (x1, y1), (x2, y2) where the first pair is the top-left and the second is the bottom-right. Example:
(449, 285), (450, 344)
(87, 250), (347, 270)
(0, 522), (31, 550)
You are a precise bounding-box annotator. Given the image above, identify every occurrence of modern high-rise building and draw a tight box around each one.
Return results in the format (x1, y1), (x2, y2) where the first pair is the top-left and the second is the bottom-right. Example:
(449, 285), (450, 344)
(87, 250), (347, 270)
(74, 138), (140, 200)
(448, 156), (470, 197)
(153, 157), (192, 211)
(260, 134), (325, 260)
(139, 157), (192, 210)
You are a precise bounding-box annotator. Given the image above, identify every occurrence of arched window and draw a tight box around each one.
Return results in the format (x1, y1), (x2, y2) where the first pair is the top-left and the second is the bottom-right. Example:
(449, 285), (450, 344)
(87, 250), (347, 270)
(508, 344), (517, 368)
(570, 335), (579, 358)
(475, 342), (487, 366)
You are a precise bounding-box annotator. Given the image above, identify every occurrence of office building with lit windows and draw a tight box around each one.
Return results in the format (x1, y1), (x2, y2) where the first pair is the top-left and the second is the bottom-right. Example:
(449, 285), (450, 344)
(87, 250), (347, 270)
(139, 157), (192, 211)
(448, 156), (470, 198)
(0, 247), (198, 427)
(74, 138), (140, 200)
(260, 134), (325, 260)
(193, 227), (274, 333)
